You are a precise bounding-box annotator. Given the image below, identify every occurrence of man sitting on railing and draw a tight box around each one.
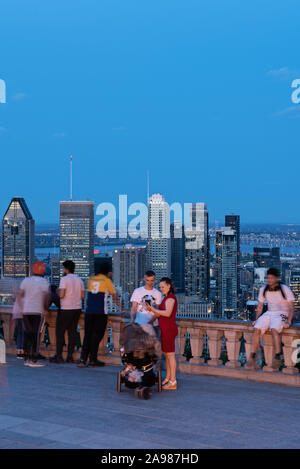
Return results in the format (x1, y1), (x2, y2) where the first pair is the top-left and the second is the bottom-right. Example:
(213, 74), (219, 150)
(245, 268), (295, 370)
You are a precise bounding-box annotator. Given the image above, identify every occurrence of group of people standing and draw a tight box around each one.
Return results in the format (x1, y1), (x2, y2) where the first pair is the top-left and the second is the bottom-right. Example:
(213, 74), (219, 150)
(14, 259), (120, 368)
(12, 260), (295, 384)
(12, 261), (179, 389)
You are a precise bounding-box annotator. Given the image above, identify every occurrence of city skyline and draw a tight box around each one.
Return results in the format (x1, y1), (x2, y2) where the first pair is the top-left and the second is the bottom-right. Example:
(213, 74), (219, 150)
(1, 1), (300, 224)
(1, 0), (300, 454)
(1, 194), (300, 331)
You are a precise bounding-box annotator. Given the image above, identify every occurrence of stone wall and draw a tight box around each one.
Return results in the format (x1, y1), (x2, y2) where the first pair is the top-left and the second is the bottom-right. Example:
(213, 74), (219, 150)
(1, 305), (300, 386)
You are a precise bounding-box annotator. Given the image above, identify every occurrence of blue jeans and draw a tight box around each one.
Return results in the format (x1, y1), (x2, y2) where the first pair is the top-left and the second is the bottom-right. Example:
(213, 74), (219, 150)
(16, 319), (24, 350)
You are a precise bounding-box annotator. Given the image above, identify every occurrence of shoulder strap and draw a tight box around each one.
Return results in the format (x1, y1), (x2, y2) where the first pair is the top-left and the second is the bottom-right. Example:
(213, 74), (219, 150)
(263, 285), (268, 298)
(279, 283), (286, 299)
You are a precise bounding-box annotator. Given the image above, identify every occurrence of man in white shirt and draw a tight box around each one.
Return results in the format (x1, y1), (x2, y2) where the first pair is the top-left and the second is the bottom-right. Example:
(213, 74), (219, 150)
(130, 270), (162, 336)
(245, 267), (295, 370)
(18, 261), (49, 367)
(50, 260), (85, 364)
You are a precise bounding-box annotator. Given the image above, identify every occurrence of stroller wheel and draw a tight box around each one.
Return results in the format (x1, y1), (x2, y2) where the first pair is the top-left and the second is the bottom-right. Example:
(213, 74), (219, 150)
(157, 369), (162, 393)
(117, 372), (122, 393)
(135, 386), (151, 400)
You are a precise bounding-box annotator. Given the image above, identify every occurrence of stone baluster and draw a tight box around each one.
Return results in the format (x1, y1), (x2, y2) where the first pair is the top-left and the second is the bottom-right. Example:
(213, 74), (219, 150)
(0, 337), (5, 364)
(98, 323), (109, 361)
(224, 330), (242, 368)
(78, 312), (85, 351)
(2, 313), (14, 348)
(206, 329), (223, 366)
(189, 327), (205, 366)
(177, 324), (188, 363)
(262, 332), (275, 372)
(107, 314), (123, 365)
(44, 310), (57, 358)
(72, 312), (84, 359)
(243, 330), (254, 363)
(282, 333), (300, 375)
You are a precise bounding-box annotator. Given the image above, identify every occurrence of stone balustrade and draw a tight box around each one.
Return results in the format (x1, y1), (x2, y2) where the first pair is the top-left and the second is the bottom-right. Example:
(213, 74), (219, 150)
(1, 305), (300, 386)
(176, 318), (300, 386)
(0, 305), (124, 365)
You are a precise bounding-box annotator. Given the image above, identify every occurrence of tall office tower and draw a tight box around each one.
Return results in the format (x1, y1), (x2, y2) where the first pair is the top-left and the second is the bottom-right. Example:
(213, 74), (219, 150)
(170, 222), (185, 292)
(2, 197), (34, 278)
(290, 269), (300, 322)
(59, 201), (94, 282)
(281, 261), (292, 286)
(215, 227), (237, 319)
(50, 256), (61, 286)
(112, 245), (146, 296)
(147, 193), (171, 280)
(225, 215), (240, 294)
(185, 203), (210, 299)
(253, 247), (281, 273)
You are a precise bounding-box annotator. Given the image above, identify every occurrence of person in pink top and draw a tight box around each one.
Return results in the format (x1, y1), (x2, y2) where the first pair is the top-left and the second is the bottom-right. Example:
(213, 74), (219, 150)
(18, 261), (49, 367)
(50, 260), (85, 364)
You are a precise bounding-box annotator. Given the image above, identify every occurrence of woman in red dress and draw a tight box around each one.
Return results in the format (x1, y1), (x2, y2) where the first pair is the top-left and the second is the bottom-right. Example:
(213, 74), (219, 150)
(146, 277), (178, 390)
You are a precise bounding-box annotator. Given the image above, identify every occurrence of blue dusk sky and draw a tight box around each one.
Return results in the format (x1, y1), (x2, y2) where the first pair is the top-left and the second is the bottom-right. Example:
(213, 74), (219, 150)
(0, 0), (300, 225)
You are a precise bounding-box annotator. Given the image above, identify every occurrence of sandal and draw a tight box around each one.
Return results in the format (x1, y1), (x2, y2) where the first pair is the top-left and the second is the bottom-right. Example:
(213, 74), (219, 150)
(162, 380), (177, 390)
(162, 378), (170, 385)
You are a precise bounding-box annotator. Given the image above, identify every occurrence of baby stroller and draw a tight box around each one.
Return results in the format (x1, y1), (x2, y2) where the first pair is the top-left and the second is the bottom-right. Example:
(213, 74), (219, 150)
(117, 322), (162, 399)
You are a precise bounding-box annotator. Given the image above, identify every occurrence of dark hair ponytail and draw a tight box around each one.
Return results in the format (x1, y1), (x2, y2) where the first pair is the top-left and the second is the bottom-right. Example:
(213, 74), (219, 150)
(160, 277), (175, 294)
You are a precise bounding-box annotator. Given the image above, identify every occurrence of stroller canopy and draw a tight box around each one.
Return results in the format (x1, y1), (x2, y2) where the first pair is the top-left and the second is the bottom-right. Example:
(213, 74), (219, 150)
(120, 323), (156, 355)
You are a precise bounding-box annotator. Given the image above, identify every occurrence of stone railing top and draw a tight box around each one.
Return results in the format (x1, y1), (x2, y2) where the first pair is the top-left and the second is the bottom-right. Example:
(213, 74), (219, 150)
(0, 304), (123, 316)
(1, 304), (300, 338)
(175, 316), (300, 336)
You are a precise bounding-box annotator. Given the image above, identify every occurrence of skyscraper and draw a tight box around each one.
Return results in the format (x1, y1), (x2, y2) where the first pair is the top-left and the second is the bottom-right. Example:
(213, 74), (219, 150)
(112, 245), (146, 296)
(215, 227), (237, 319)
(253, 247), (281, 273)
(147, 193), (171, 279)
(171, 222), (185, 292)
(225, 214), (240, 294)
(2, 197), (34, 278)
(59, 201), (94, 282)
(50, 256), (61, 286)
(185, 203), (210, 299)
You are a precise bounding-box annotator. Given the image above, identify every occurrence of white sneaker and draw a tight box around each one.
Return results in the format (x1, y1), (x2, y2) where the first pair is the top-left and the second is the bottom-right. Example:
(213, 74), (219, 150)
(27, 361), (46, 368)
(24, 360), (32, 367)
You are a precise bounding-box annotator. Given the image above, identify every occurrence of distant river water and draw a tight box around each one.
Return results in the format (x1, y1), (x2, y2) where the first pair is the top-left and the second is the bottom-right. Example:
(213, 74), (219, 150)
(35, 244), (147, 260)
(35, 243), (300, 259)
(239, 244), (300, 256)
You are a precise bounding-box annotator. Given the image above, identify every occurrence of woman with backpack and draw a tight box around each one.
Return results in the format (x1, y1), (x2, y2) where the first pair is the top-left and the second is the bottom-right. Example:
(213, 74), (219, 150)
(245, 267), (295, 370)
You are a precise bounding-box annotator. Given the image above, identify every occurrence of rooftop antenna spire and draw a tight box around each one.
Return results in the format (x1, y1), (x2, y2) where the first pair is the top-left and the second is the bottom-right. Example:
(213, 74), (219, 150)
(70, 155), (73, 201)
(147, 169), (150, 204)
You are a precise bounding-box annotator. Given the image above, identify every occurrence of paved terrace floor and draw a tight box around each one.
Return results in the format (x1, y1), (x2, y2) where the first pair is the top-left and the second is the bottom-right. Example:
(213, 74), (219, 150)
(1, 356), (300, 449)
